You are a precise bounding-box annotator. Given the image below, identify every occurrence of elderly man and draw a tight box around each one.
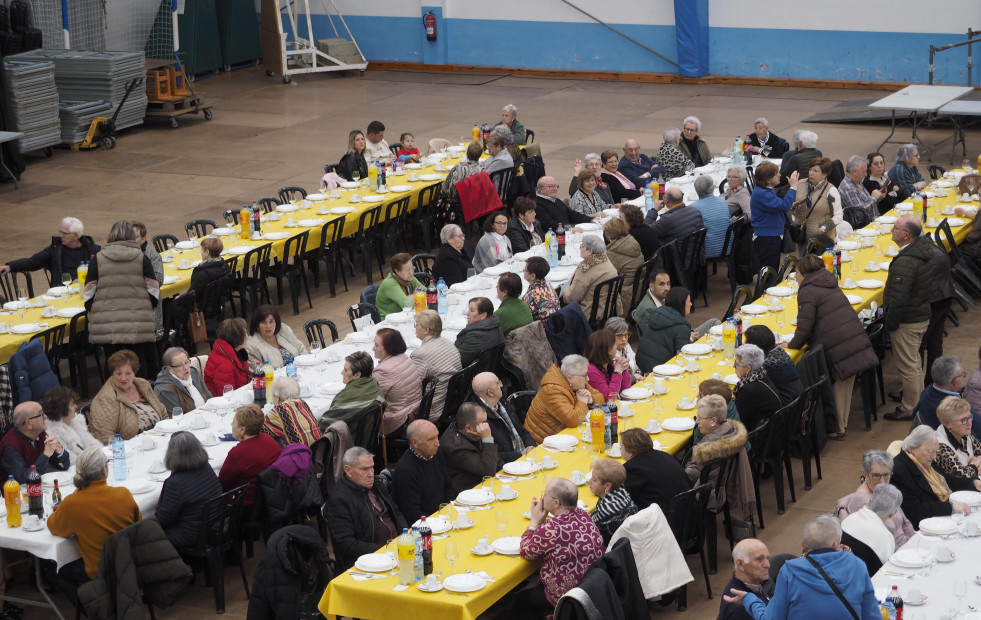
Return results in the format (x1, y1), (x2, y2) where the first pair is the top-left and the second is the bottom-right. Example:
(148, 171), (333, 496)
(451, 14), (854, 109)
(534, 176), (592, 233)
(493, 104), (526, 146)
(838, 155), (882, 220)
(525, 355), (604, 444)
(393, 420), (453, 521)
(883, 216), (935, 421)
(746, 118), (784, 158)
(631, 270), (671, 336)
(1, 216), (101, 281)
(724, 515), (878, 620)
(364, 120), (390, 161)
(520, 478), (604, 611)
(440, 403), (499, 494)
(679, 116), (711, 167)
(326, 447), (405, 570)
(467, 372), (535, 465)
(617, 138), (666, 188)
(719, 539), (773, 620)
(922, 238), (956, 386)
(648, 187), (704, 250)
(917, 356), (981, 440)
(153, 347), (212, 415)
(779, 130), (822, 180)
(0, 401), (70, 483)
(692, 175), (730, 259)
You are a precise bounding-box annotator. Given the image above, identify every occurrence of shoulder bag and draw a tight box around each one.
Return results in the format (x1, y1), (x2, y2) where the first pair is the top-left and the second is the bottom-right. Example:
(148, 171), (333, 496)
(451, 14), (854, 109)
(803, 555), (859, 620)
(187, 291), (208, 345)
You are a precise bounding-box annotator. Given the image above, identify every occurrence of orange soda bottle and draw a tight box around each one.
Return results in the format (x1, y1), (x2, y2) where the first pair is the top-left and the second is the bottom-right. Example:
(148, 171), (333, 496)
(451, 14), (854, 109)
(4, 476), (21, 528)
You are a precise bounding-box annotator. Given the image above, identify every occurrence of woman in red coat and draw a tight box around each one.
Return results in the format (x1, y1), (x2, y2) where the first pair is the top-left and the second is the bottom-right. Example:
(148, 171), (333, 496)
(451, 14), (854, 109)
(204, 318), (250, 396)
(219, 404), (281, 510)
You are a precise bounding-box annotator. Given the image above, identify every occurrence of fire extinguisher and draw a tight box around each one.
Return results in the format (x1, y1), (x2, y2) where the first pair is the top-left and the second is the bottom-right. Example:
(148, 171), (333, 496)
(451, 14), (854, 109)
(424, 11), (436, 41)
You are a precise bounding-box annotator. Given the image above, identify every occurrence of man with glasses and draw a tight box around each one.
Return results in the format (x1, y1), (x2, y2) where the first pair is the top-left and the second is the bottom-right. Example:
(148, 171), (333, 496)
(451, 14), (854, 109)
(153, 346), (212, 415)
(534, 176), (592, 233)
(0, 216), (100, 282)
(617, 138), (666, 188)
(678, 116), (711, 168)
(916, 356), (981, 440)
(0, 401), (69, 483)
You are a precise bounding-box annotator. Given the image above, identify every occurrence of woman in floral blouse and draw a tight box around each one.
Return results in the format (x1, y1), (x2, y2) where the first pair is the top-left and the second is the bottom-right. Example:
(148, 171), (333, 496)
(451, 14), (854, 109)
(568, 169), (610, 216)
(522, 256), (560, 324)
(655, 127), (694, 179)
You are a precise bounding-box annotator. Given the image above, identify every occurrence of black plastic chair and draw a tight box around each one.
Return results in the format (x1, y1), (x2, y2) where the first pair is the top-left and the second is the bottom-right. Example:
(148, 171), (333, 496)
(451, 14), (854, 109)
(776, 254), (798, 283)
(936, 218), (981, 298)
(752, 266), (778, 301)
(524, 129), (535, 143)
(723, 285), (754, 321)
(235, 243), (273, 314)
(928, 165), (946, 180)
(437, 361), (480, 431)
(349, 400), (384, 456)
(152, 234), (179, 253)
(699, 454), (741, 574)
(489, 167), (515, 208)
(343, 205), (383, 284)
(303, 318), (339, 347)
(804, 237), (825, 256)
(388, 143), (401, 158)
(473, 341), (505, 374)
(222, 209), (240, 226)
(0, 270), (34, 301)
(627, 254), (659, 316)
(792, 375), (827, 490)
(411, 253), (436, 274)
(30, 322), (66, 383)
(384, 376), (437, 467)
(66, 311), (97, 397)
(586, 275), (624, 330)
(278, 186), (308, 203)
(857, 319), (886, 429)
(666, 482), (714, 603)
(748, 399), (799, 516)
(185, 219), (217, 239)
(665, 227), (708, 306)
(346, 303), (380, 332)
(303, 216), (348, 297)
(380, 196), (411, 257)
(257, 198), (279, 214)
(745, 422), (767, 529)
(199, 274), (234, 338)
(414, 272), (433, 287)
(265, 230), (312, 315)
(406, 183), (440, 251)
(705, 216), (745, 296)
(324, 163), (338, 174)
(504, 390), (536, 425)
(842, 207), (871, 230)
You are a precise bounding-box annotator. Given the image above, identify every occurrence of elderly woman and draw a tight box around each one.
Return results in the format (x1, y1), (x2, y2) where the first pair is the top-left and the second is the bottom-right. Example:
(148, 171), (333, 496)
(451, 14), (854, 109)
(603, 218), (642, 315)
(835, 450), (916, 549)
(336, 129), (368, 182)
(321, 352), (383, 430)
(601, 149), (642, 203)
(569, 153), (614, 205)
(154, 346), (212, 415)
(744, 325), (803, 406)
(473, 210), (512, 273)
(375, 252), (422, 319)
(621, 428), (692, 512)
(619, 203), (658, 260)
(933, 396), (981, 491)
(493, 103), (526, 146)
(440, 142), (484, 205)
(433, 224), (472, 286)
(588, 458), (637, 545)
(694, 379), (744, 443)
(220, 404), (281, 509)
(891, 424), (972, 528)
(786, 255), (877, 438)
(724, 166), (752, 219)
(524, 354), (604, 443)
(731, 344), (782, 433)
(864, 151), (902, 214)
(751, 161), (800, 270)
(373, 328), (422, 437)
(411, 310), (462, 423)
(679, 116), (711, 167)
(41, 386), (102, 462)
(204, 317), (250, 396)
(455, 297), (505, 367)
(887, 144), (927, 198)
(656, 127), (694, 179)
(584, 328), (632, 402)
(745, 117), (784, 158)
(244, 304), (308, 368)
(494, 272), (533, 336)
(506, 196), (544, 254)
(46, 447), (141, 602)
(522, 256), (560, 324)
(263, 376), (321, 447)
(636, 286), (694, 373)
(156, 431), (222, 548)
(562, 235), (618, 315)
(481, 133), (513, 175)
(186, 236), (229, 301)
(569, 168), (610, 217)
(840, 484), (901, 568)
(791, 157), (842, 254)
(90, 349), (168, 443)
(604, 317), (641, 381)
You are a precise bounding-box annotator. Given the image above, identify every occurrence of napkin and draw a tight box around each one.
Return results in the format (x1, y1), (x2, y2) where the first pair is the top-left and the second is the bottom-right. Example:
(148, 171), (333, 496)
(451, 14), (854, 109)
(350, 572), (385, 581)
(474, 571), (495, 582)
(392, 584), (410, 592)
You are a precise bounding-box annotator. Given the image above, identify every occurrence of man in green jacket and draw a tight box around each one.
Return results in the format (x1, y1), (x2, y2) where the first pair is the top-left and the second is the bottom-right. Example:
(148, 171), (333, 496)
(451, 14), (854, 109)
(494, 273), (533, 336)
(883, 216), (934, 421)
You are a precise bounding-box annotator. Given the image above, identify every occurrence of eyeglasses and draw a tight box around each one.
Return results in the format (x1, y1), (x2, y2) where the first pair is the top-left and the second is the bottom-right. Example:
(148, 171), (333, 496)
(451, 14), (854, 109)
(683, 127), (697, 133)
(25, 412), (45, 423)
(733, 361), (744, 368)
(918, 447), (938, 457)
(494, 220), (508, 227)
(956, 416), (973, 425)
(169, 361), (192, 368)
(541, 184), (559, 189)
(58, 230), (76, 236)
(867, 472), (891, 481)
(693, 415), (715, 422)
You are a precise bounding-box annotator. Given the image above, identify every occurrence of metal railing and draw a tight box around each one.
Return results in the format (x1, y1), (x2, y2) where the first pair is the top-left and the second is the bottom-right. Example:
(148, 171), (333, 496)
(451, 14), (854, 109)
(929, 28), (980, 85)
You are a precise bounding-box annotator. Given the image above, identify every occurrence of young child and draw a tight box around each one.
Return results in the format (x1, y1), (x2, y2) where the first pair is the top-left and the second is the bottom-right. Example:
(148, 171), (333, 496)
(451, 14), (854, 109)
(396, 132), (421, 162)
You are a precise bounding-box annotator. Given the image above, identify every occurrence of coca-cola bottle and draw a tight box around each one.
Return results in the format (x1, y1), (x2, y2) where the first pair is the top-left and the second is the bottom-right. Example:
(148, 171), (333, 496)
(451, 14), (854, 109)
(251, 362), (266, 407)
(426, 279), (437, 311)
(418, 516), (433, 575)
(26, 465), (42, 518)
(556, 222), (566, 259)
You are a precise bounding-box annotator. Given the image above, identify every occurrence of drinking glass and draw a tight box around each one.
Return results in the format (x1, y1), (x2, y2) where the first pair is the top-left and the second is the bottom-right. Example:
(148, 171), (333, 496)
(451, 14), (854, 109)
(352, 171), (361, 185)
(172, 407), (183, 419)
(310, 340), (322, 363)
(466, 268), (477, 280)
(953, 579), (967, 614)
(775, 310), (786, 331)
(578, 413), (589, 448)
(495, 510), (508, 534)
(402, 298), (413, 314)
(61, 272), (72, 289)
(222, 385), (234, 416)
(17, 297), (27, 321)
(444, 542), (459, 571)
(482, 476), (495, 495)
(438, 503), (451, 522)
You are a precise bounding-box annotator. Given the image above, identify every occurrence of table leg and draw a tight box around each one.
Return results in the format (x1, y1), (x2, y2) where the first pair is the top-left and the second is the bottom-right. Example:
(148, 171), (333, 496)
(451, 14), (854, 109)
(876, 109), (898, 153)
(0, 549), (66, 620)
(908, 111), (931, 159)
(949, 115), (967, 165)
(0, 147), (17, 190)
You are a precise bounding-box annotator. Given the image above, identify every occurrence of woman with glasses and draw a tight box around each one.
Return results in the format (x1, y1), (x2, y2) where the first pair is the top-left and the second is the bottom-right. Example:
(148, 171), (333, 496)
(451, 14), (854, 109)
(153, 346), (212, 415)
(603, 317), (641, 381)
(568, 153), (613, 206)
(835, 450), (916, 548)
(933, 396), (981, 491)
(473, 210), (512, 274)
(890, 425), (973, 529)
(433, 224), (472, 286)
(678, 116), (711, 168)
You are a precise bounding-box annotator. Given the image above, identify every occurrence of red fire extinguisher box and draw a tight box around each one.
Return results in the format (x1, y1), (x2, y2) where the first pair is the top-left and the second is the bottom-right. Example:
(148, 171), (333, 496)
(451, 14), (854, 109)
(421, 6), (446, 65)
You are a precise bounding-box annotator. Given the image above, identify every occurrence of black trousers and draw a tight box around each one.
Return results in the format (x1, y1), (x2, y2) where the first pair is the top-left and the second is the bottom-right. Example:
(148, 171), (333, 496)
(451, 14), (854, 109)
(43, 558), (89, 607)
(920, 298), (952, 386)
(753, 236), (783, 271)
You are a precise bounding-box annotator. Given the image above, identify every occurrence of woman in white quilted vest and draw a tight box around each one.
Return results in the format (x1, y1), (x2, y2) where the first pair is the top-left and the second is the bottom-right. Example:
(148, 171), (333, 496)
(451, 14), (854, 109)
(83, 220), (160, 378)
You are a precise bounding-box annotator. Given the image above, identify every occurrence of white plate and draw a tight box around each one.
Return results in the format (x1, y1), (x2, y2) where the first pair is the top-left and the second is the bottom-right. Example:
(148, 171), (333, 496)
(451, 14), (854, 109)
(320, 382), (345, 396)
(846, 294), (863, 305)
(875, 215), (898, 224)
(503, 461), (536, 475)
(118, 479), (154, 495)
(857, 228), (879, 237)
(652, 364), (683, 376)
(676, 402), (696, 411)
(46, 286), (69, 297)
(56, 307), (85, 318)
(41, 472), (72, 489)
(354, 553), (397, 572)
(227, 246), (252, 255)
(340, 182), (360, 189)
(577, 223), (600, 231)
(837, 240), (861, 250)
(444, 317), (468, 330)
(418, 581), (444, 592)
(856, 279), (883, 289)
(545, 273), (569, 284)
(542, 435), (578, 450)
(175, 240), (197, 249)
(620, 387), (650, 400)
(404, 163), (423, 170)
(10, 323), (41, 334)
(449, 281), (474, 292)
(606, 446), (622, 458)
(878, 262), (892, 271)
(709, 325), (724, 336)
(724, 373), (739, 385)
(275, 204), (299, 213)
(330, 206), (356, 214)
(490, 536), (521, 556)
(292, 354), (318, 366)
(154, 419), (188, 433)
(148, 464), (167, 474)
(201, 396), (234, 410)
(765, 286), (794, 297)
(162, 275), (180, 285)
(950, 490), (981, 506)
(497, 490), (519, 501)
(456, 489), (495, 506)
(890, 549), (932, 568)
(661, 417), (696, 432)
(263, 232), (290, 240)
(919, 516), (959, 536)
(682, 343), (711, 356)
(413, 517), (451, 535)
(946, 217), (968, 227)
(739, 304), (767, 315)
(2, 301), (28, 310)
(482, 264), (510, 276)
(306, 193), (327, 201)
(470, 546), (493, 556)
(345, 331), (371, 343)
(904, 594), (927, 606)
(443, 573), (486, 593)
(389, 185), (413, 192)
(419, 174), (443, 181)
(298, 219), (324, 227)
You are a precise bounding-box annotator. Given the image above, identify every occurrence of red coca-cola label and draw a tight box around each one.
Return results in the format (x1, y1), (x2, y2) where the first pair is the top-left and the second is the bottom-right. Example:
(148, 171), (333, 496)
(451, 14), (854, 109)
(252, 376), (265, 389)
(27, 483), (41, 498)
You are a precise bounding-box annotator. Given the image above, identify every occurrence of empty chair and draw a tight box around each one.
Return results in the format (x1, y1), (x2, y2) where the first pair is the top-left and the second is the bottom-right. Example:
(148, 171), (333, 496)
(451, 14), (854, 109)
(265, 230), (313, 315)
(303, 216), (348, 297)
(665, 228), (708, 306)
(406, 183), (440, 251)
(257, 198), (279, 214)
(379, 196), (411, 257)
(586, 275), (625, 330)
(724, 285), (754, 321)
(235, 244), (273, 313)
(752, 266), (778, 301)
(278, 186), (308, 203)
(411, 253), (436, 274)
(342, 205), (383, 284)
(842, 207), (871, 230)
(303, 318), (339, 347)
(185, 219), (218, 239)
(0, 270), (35, 301)
(347, 303), (380, 332)
(927, 165), (946, 180)
(664, 482), (714, 605)
(524, 128), (535, 143)
(222, 209), (240, 226)
(152, 234), (179, 253)
(503, 390), (536, 425)
(777, 254), (798, 283)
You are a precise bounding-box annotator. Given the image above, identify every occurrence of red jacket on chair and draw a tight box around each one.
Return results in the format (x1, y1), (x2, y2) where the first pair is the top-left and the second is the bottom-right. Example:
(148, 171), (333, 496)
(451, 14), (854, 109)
(456, 172), (503, 222)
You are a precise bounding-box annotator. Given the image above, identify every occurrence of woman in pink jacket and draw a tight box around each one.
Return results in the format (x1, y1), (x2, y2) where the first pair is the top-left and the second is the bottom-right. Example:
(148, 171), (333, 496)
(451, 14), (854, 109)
(584, 329), (632, 402)
(372, 328), (423, 437)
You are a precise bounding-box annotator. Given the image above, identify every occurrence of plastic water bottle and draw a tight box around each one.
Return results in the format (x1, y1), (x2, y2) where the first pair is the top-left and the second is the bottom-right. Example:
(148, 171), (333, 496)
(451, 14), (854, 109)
(412, 526), (424, 581)
(644, 181), (654, 212)
(397, 528), (415, 585)
(112, 433), (127, 482)
(436, 278), (448, 316)
(733, 137), (744, 165)
(546, 228), (558, 268)
(286, 358), (297, 379)
(603, 404), (612, 450)
(881, 587), (896, 620)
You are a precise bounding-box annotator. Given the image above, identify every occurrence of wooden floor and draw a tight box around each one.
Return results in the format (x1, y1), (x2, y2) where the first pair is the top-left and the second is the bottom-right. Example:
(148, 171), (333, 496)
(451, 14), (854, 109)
(2, 66), (981, 619)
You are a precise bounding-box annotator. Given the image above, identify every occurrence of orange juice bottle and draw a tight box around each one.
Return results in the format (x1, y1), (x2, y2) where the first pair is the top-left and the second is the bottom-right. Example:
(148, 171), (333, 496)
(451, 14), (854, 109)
(240, 205), (252, 239)
(413, 287), (426, 313)
(590, 406), (605, 452)
(822, 249), (834, 272)
(4, 476), (21, 528)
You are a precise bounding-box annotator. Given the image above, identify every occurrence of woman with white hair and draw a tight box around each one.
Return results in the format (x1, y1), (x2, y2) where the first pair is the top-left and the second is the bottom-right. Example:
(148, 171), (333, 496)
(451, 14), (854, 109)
(569, 153), (613, 205)
(890, 424), (972, 528)
(263, 376), (321, 447)
(731, 344), (782, 433)
(840, 484), (901, 568)
(933, 396), (981, 491)
(835, 450), (916, 548)
(724, 166), (752, 219)
(745, 118), (784, 158)
(562, 234), (618, 315)
(655, 127), (694, 179)
(524, 354), (604, 443)
(679, 116), (711, 167)
(887, 144), (927, 198)
(432, 223), (473, 286)
(493, 103), (526, 146)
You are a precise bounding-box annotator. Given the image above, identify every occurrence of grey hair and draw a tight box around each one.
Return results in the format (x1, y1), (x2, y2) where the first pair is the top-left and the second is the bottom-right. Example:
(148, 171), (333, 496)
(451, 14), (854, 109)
(107, 220), (135, 243)
(440, 224), (462, 244)
(604, 317), (630, 333)
(683, 116), (701, 131)
(734, 344), (764, 370)
(502, 104), (517, 117)
(663, 127), (681, 144)
(551, 478), (578, 509)
(931, 355), (962, 386)
(845, 155), (867, 174)
(560, 354), (588, 377)
(861, 449), (893, 473)
(754, 117), (768, 128)
(491, 125), (513, 146)
(62, 217), (83, 235)
(902, 425), (938, 451)
(799, 131), (818, 149)
(728, 166), (747, 182)
(273, 376), (301, 402)
(694, 175), (715, 198)
(342, 446), (373, 467)
(73, 447), (108, 490)
(164, 431), (209, 473)
(868, 484), (903, 518)
(699, 394), (727, 421)
(801, 514), (841, 550)
(580, 235), (606, 254)
(896, 143), (918, 164)
(583, 153), (602, 166)
(161, 346), (189, 368)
